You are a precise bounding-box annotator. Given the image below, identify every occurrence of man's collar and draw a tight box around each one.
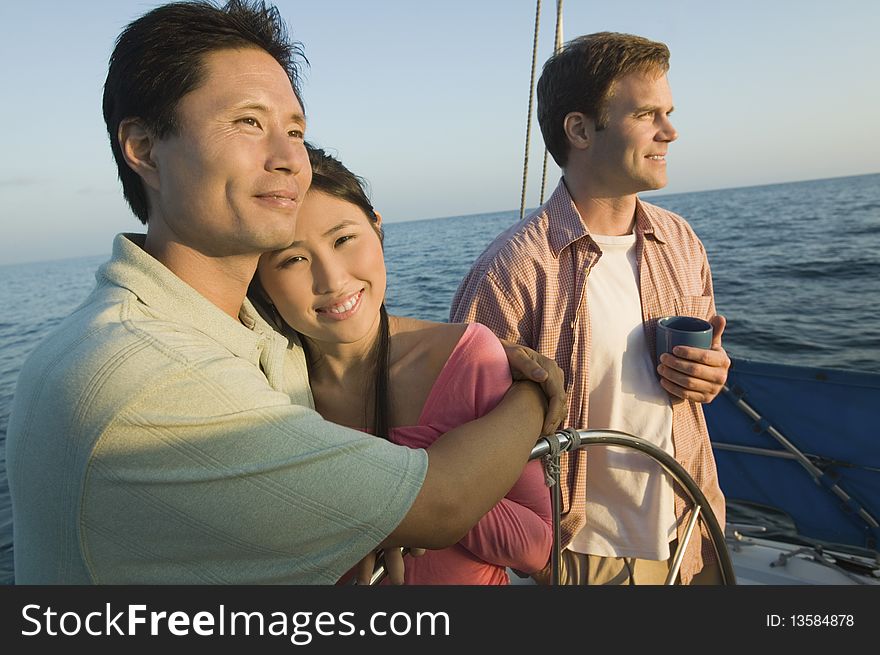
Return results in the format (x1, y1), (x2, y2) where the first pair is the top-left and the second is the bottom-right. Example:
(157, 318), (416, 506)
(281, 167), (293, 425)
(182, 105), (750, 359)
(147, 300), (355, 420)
(98, 233), (280, 365)
(545, 180), (590, 257)
(545, 179), (667, 256)
(634, 200), (669, 245)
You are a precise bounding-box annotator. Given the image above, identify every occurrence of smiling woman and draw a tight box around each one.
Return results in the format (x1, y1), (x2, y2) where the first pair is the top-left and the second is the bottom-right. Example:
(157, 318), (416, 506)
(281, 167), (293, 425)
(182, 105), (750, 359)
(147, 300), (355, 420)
(251, 145), (554, 584)
(260, 190), (387, 349)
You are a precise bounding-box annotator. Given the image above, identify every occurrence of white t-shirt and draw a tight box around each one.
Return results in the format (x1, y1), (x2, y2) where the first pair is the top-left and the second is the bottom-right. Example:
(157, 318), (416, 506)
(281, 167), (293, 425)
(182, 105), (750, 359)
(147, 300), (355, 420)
(568, 232), (677, 560)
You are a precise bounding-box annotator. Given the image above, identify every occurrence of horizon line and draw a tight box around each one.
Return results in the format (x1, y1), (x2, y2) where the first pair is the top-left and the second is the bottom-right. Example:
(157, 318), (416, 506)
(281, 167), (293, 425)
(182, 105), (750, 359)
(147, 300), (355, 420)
(2, 170), (878, 268)
(387, 170), (880, 227)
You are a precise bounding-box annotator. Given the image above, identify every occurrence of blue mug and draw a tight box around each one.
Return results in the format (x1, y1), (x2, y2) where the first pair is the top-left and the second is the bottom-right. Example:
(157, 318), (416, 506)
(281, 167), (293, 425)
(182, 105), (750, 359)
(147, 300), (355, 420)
(655, 316), (713, 362)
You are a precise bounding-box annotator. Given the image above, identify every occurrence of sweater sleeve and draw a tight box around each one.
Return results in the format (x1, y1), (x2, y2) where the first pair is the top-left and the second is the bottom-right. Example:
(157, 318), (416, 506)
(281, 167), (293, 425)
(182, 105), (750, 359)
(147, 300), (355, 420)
(446, 324), (552, 573)
(457, 459), (552, 572)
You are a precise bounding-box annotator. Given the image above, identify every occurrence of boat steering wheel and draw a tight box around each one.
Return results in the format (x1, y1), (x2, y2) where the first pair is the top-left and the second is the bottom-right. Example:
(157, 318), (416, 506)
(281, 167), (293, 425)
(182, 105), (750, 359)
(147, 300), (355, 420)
(531, 428), (736, 585)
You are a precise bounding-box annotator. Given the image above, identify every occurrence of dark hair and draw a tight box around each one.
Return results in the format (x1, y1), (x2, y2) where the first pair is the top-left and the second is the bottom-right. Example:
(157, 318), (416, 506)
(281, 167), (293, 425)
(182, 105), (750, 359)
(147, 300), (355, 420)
(103, 0), (307, 224)
(249, 144), (391, 438)
(537, 32), (670, 167)
(308, 147), (382, 234)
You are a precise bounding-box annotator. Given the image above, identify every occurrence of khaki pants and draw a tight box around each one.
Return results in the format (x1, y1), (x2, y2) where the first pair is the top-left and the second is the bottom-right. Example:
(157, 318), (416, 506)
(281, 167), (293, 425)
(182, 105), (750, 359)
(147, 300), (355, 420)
(533, 543), (723, 585)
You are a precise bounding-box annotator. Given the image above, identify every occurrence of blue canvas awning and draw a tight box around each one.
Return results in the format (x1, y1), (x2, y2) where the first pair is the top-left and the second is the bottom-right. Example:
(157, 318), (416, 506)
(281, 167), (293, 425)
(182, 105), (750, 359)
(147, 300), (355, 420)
(705, 358), (880, 553)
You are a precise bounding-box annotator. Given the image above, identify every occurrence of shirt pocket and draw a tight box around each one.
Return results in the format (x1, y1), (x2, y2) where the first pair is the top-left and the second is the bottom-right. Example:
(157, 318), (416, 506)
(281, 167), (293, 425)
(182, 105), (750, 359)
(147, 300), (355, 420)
(673, 295), (711, 320)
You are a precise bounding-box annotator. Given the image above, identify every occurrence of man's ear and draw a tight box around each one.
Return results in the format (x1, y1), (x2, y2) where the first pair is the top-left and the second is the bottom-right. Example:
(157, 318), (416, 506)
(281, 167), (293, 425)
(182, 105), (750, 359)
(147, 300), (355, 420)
(118, 118), (161, 192)
(563, 112), (592, 152)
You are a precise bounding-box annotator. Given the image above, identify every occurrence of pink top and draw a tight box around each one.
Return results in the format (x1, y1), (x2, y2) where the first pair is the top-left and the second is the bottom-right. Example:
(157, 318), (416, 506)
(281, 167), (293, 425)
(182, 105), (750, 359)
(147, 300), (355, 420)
(384, 322), (552, 584)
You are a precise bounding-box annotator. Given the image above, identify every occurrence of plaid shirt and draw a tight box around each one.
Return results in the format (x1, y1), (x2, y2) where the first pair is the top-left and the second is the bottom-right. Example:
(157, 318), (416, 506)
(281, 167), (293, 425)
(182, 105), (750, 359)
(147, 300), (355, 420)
(450, 179), (726, 583)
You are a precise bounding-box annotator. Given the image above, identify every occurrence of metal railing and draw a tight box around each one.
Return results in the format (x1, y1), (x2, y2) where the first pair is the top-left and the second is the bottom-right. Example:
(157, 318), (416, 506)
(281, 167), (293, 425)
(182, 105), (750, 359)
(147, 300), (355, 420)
(368, 428), (736, 585)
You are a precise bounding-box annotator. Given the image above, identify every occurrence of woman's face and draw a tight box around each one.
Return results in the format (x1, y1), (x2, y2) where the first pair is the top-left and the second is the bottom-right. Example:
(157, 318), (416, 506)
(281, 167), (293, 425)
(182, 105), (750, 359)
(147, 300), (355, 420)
(257, 190), (386, 348)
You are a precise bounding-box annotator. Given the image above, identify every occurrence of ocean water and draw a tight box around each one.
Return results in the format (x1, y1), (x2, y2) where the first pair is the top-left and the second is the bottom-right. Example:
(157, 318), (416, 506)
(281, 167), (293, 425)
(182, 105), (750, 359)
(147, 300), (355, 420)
(384, 173), (880, 370)
(1, 172), (878, 584)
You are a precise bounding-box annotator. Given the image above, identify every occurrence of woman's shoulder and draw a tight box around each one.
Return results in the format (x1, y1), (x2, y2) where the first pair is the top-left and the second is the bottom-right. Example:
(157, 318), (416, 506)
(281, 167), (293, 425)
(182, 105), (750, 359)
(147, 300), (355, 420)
(392, 317), (500, 339)
(388, 318), (510, 428)
(390, 317), (467, 371)
(390, 318), (502, 365)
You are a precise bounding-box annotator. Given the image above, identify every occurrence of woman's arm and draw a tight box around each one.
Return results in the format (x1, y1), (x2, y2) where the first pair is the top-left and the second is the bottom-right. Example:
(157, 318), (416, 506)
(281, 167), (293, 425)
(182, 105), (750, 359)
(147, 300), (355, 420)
(456, 458), (552, 573)
(381, 379), (545, 549)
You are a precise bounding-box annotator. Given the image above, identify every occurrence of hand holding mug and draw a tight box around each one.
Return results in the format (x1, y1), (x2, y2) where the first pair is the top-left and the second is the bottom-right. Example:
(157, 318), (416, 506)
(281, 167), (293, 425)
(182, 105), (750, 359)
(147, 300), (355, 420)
(656, 314), (730, 403)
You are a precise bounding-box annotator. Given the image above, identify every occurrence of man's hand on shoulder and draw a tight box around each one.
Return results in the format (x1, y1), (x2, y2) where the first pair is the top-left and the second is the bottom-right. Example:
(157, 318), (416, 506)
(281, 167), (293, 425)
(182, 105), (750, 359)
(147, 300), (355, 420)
(657, 315), (730, 403)
(500, 339), (567, 434)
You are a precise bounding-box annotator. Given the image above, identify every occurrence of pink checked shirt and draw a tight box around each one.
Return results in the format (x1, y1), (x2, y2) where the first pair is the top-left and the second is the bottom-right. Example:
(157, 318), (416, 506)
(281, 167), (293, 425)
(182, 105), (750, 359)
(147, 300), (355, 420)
(450, 179), (726, 583)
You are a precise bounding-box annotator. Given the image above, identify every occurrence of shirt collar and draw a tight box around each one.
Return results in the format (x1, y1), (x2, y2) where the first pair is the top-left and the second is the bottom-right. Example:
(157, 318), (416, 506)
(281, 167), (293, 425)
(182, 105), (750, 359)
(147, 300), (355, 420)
(98, 233), (281, 366)
(634, 199), (668, 244)
(544, 179), (667, 256)
(545, 179), (589, 257)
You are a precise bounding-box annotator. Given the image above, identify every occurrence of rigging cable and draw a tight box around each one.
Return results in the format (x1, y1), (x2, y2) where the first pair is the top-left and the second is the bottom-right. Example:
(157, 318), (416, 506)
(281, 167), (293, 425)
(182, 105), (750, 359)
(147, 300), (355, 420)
(519, 0), (542, 220)
(539, 0), (564, 205)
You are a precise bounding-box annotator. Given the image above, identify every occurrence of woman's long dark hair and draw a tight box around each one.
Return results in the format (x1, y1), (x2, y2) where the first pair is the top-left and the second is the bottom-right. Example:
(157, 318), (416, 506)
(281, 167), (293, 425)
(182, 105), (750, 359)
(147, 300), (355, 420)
(249, 143), (391, 438)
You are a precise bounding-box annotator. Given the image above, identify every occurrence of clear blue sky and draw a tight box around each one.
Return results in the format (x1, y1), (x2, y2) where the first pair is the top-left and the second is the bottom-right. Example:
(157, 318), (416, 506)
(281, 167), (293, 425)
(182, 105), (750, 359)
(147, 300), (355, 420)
(1, 0), (877, 265)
